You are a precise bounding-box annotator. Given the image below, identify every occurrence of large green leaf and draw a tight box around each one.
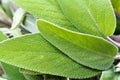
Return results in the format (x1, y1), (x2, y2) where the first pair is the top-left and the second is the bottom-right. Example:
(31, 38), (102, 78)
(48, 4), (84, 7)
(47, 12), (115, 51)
(0, 33), (100, 78)
(57, 0), (116, 36)
(12, 0), (78, 31)
(12, 0), (116, 37)
(37, 20), (117, 70)
(0, 31), (26, 80)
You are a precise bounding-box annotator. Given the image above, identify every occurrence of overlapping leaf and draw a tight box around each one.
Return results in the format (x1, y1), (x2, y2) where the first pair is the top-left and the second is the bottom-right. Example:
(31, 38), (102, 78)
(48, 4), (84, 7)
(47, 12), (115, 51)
(100, 67), (120, 80)
(0, 34), (100, 78)
(12, 0), (78, 31)
(11, 8), (26, 30)
(57, 0), (116, 36)
(0, 32), (26, 80)
(12, 0), (116, 36)
(4, 0), (118, 79)
(111, 0), (120, 14)
(22, 15), (39, 33)
(2, 63), (26, 80)
(37, 20), (117, 70)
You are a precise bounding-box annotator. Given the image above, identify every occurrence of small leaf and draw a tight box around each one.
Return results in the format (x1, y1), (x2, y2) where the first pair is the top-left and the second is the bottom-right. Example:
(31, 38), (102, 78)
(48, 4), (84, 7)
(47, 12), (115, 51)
(20, 68), (40, 75)
(57, 0), (116, 36)
(114, 63), (120, 72)
(20, 69), (67, 80)
(11, 8), (26, 30)
(0, 6), (12, 26)
(0, 34), (100, 78)
(37, 20), (117, 70)
(100, 67), (120, 80)
(1, 0), (13, 18)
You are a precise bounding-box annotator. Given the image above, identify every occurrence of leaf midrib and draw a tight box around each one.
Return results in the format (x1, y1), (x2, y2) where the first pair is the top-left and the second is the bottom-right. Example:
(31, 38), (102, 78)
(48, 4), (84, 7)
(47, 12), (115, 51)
(48, 29), (114, 58)
(79, 0), (104, 36)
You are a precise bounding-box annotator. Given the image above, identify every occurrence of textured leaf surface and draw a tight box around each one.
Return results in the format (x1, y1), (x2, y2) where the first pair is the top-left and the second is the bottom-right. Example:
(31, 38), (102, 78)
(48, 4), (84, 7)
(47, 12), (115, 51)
(12, 0), (77, 31)
(0, 32), (26, 80)
(0, 34), (100, 78)
(20, 69), (67, 80)
(37, 20), (117, 70)
(20, 68), (40, 75)
(57, 0), (116, 36)
(24, 74), (66, 80)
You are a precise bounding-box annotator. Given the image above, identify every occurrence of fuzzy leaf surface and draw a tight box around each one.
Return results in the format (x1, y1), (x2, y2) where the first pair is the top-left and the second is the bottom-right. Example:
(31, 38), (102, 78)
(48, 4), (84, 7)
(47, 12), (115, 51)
(0, 34), (100, 78)
(0, 32), (26, 80)
(37, 20), (117, 70)
(12, 0), (78, 31)
(57, 0), (116, 36)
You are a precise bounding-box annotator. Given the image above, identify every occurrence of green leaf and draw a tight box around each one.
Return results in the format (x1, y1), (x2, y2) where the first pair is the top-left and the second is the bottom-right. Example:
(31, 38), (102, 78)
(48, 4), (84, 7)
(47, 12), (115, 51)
(20, 68), (40, 75)
(111, 0), (120, 14)
(57, 0), (116, 36)
(11, 8), (26, 30)
(114, 63), (120, 72)
(20, 69), (67, 80)
(12, 0), (78, 32)
(2, 63), (26, 80)
(0, 33), (100, 78)
(0, 31), (26, 80)
(37, 20), (117, 70)
(100, 67), (120, 80)
(21, 14), (39, 33)
(0, 6), (12, 27)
